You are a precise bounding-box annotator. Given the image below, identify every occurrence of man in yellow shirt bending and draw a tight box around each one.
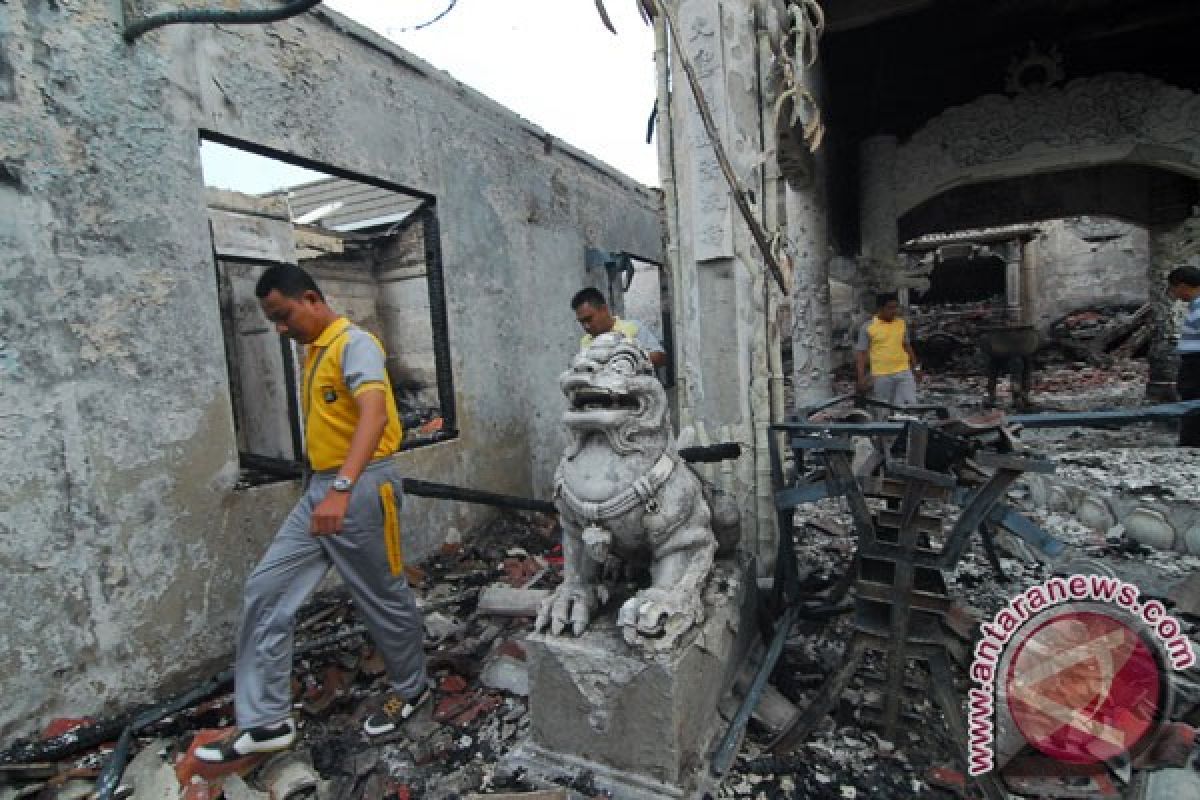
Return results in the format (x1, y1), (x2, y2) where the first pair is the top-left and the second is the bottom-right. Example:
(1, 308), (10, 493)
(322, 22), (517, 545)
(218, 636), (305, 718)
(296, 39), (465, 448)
(854, 293), (921, 406)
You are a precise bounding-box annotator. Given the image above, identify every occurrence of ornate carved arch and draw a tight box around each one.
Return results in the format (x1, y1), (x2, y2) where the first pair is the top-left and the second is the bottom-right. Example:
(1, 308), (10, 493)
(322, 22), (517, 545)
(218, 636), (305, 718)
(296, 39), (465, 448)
(893, 73), (1200, 218)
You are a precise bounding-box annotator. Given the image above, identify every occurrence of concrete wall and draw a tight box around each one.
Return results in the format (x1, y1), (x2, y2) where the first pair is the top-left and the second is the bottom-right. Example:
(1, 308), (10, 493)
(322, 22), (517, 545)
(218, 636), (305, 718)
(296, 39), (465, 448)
(1033, 218), (1149, 329)
(0, 3), (661, 737)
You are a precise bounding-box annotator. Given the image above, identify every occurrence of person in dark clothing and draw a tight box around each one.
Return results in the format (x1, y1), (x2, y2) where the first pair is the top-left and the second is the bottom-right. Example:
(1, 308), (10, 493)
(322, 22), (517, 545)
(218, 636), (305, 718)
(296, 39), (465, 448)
(1168, 265), (1200, 446)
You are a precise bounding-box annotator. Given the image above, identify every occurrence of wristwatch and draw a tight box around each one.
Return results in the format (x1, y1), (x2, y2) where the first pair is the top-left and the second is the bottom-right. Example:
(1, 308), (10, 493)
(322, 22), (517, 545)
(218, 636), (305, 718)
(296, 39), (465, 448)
(332, 476), (354, 493)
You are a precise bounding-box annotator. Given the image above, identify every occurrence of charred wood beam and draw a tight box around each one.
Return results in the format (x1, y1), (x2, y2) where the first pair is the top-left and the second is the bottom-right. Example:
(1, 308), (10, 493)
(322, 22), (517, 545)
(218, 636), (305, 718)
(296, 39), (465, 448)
(402, 479), (554, 514)
(0, 626), (366, 767)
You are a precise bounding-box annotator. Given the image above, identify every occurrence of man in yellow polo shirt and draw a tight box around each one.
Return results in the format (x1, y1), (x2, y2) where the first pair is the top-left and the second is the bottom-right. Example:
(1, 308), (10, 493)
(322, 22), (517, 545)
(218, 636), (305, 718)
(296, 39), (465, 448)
(572, 287), (667, 367)
(197, 264), (428, 764)
(854, 293), (921, 406)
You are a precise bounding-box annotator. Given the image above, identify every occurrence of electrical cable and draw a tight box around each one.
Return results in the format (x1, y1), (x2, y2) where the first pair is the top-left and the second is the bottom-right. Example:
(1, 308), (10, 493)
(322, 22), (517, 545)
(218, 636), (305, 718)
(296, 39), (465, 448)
(124, 0), (324, 43)
(386, 0), (459, 35)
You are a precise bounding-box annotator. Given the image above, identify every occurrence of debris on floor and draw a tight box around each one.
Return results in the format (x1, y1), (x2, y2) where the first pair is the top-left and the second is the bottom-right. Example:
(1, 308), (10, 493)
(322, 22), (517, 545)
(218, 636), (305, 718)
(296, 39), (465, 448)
(0, 515), (584, 800)
(6, 358), (1200, 799)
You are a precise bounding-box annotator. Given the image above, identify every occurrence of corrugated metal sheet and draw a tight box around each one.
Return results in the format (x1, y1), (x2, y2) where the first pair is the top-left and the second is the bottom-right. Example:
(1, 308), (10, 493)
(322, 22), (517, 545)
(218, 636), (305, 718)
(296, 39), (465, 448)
(269, 176), (423, 232)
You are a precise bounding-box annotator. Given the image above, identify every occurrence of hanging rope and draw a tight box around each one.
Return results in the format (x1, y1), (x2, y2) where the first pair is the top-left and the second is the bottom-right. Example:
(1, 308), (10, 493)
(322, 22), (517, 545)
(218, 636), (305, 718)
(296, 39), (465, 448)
(772, 0), (826, 156)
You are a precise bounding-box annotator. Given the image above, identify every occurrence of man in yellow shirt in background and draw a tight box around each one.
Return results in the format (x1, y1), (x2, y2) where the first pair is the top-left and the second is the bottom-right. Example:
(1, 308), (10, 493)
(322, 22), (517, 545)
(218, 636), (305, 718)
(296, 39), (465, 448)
(854, 293), (921, 407)
(197, 264), (428, 764)
(572, 287), (667, 368)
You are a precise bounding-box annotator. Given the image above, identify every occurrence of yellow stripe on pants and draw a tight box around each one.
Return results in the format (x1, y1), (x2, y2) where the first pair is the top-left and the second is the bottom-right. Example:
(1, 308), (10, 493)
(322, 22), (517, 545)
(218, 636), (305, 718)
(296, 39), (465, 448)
(379, 482), (404, 577)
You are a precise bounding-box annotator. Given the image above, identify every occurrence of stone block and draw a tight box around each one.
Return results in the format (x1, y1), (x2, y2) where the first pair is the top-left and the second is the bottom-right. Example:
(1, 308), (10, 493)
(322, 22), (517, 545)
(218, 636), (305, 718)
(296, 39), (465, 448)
(1023, 474), (1047, 508)
(124, 739), (181, 800)
(507, 558), (757, 800)
(1140, 767), (1200, 800)
(478, 587), (550, 617)
(1062, 485), (1087, 513)
(1105, 493), (1138, 522)
(1124, 507), (1177, 551)
(481, 653), (530, 697)
(1076, 494), (1115, 532)
(1046, 485), (1072, 512)
(1185, 525), (1200, 556)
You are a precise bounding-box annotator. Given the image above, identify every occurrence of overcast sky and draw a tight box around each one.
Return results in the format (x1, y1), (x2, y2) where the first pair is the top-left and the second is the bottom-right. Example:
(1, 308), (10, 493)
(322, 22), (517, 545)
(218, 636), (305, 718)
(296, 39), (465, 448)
(200, 0), (659, 195)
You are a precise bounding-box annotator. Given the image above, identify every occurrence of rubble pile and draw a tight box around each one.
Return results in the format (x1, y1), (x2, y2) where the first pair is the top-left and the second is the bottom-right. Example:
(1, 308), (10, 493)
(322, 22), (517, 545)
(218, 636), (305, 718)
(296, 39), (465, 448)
(1046, 304), (1152, 364)
(908, 300), (1004, 372)
(7, 359), (1200, 800)
(903, 300), (1152, 378)
(1024, 359), (1148, 409)
(747, 354), (1200, 797)
(0, 514), (584, 800)
(832, 358), (1149, 413)
(1045, 447), (1200, 500)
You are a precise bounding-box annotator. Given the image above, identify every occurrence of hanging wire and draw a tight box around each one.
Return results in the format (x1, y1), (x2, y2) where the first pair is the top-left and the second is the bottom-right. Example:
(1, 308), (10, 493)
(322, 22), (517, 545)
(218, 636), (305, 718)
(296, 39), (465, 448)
(387, 0), (459, 35)
(124, 0), (324, 43)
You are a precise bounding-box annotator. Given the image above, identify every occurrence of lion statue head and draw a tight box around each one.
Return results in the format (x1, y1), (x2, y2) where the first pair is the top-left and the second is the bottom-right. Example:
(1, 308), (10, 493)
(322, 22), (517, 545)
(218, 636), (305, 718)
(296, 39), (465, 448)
(560, 332), (669, 458)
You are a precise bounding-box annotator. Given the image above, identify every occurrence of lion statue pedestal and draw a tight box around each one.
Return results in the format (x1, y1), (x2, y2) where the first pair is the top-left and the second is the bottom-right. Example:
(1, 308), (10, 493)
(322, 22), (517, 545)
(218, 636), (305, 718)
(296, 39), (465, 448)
(507, 334), (756, 798)
(510, 558), (756, 799)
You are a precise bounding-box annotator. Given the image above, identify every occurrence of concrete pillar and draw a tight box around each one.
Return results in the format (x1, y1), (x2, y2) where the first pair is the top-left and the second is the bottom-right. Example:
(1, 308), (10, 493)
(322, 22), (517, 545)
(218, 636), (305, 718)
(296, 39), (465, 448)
(858, 135), (900, 314)
(1004, 240), (1022, 323)
(1019, 235), (1038, 326)
(787, 155), (834, 410)
(666, 0), (771, 568)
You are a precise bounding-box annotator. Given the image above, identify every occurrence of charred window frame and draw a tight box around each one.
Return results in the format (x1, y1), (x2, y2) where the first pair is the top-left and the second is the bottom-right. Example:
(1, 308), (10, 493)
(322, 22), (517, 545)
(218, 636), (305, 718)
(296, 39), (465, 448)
(600, 250), (676, 388)
(199, 132), (457, 486)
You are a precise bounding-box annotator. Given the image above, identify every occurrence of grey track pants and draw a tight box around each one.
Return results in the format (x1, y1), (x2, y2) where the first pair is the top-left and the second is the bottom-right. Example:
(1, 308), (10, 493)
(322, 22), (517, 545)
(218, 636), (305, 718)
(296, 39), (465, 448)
(235, 459), (427, 729)
(873, 369), (918, 407)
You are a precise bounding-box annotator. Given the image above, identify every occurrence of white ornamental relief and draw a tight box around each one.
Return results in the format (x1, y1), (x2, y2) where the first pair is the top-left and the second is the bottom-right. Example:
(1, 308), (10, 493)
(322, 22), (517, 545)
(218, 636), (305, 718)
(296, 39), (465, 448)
(894, 73), (1200, 215)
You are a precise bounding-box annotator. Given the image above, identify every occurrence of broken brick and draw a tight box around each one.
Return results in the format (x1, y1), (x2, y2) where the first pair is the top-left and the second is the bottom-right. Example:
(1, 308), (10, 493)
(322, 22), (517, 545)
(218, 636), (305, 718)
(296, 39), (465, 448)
(40, 718), (95, 740)
(448, 694), (501, 727)
(404, 563), (428, 588)
(180, 778), (218, 800)
(501, 557), (542, 588)
(432, 693), (475, 723)
(496, 639), (527, 661)
(361, 647), (387, 677)
(1133, 721), (1196, 769)
(439, 674), (468, 693)
(302, 665), (353, 715)
(925, 766), (966, 797)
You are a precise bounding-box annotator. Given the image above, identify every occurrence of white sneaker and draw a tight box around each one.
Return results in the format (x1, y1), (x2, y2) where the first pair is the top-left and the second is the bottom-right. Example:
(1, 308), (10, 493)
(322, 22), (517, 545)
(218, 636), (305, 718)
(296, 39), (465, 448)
(363, 686), (432, 736)
(194, 718), (296, 763)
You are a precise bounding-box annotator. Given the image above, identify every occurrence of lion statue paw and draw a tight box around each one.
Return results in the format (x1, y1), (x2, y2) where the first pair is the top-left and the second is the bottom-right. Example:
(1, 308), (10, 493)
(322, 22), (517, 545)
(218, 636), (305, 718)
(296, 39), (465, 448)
(617, 587), (704, 647)
(534, 583), (608, 637)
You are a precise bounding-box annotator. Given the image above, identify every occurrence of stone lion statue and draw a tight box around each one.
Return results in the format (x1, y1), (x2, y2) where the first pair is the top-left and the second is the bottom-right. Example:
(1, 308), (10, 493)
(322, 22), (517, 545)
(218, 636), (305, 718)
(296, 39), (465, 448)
(534, 332), (738, 648)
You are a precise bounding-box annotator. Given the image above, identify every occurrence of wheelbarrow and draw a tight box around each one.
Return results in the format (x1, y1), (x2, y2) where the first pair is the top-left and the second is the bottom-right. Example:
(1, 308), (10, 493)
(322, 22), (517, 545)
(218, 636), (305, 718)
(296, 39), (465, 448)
(978, 325), (1039, 409)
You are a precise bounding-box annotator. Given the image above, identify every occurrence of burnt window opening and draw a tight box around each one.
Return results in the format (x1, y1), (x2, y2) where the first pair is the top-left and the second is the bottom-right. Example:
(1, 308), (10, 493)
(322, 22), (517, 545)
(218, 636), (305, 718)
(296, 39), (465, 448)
(198, 135), (457, 485)
(623, 255), (675, 388)
(913, 255), (1007, 306)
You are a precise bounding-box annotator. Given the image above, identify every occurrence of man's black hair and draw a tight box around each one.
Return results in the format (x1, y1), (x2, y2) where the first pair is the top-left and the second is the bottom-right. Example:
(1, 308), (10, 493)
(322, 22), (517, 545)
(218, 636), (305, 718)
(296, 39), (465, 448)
(255, 264), (325, 301)
(1167, 265), (1200, 288)
(876, 292), (899, 309)
(571, 287), (608, 310)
